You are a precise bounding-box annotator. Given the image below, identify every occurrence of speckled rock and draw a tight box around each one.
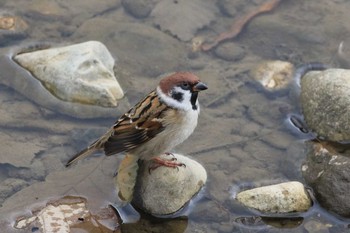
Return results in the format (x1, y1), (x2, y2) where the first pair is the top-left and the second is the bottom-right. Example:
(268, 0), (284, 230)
(14, 41), (124, 108)
(301, 69), (350, 141)
(302, 141), (350, 217)
(236, 181), (312, 213)
(132, 154), (207, 216)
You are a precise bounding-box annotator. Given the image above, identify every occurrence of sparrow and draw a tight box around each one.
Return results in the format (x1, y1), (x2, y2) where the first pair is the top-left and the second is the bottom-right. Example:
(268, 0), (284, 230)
(66, 72), (207, 201)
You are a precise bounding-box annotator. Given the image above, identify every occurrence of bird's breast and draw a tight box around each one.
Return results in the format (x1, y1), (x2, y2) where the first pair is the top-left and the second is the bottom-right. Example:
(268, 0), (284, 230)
(133, 107), (199, 160)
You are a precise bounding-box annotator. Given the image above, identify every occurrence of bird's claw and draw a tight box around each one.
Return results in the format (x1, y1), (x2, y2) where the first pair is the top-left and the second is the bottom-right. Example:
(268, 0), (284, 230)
(148, 156), (186, 174)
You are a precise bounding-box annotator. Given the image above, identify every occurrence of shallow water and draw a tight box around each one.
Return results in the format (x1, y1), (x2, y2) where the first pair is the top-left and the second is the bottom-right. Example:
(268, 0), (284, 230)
(1, 0), (350, 232)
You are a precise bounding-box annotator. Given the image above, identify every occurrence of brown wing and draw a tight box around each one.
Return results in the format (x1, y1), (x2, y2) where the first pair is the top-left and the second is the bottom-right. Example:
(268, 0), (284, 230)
(103, 90), (169, 156)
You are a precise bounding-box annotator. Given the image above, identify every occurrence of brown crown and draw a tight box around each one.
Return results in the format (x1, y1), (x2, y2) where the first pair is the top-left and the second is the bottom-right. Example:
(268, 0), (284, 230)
(159, 72), (200, 94)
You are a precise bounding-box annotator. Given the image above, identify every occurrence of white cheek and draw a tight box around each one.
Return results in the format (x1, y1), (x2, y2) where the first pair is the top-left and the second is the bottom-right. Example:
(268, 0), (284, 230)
(157, 86), (193, 111)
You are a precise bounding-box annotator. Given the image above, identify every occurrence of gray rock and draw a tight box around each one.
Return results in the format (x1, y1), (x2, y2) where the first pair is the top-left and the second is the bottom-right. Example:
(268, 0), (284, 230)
(301, 69), (350, 141)
(214, 42), (246, 62)
(14, 41), (124, 108)
(302, 141), (350, 217)
(132, 154), (207, 215)
(122, 0), (154, 18)
(236, 181), (312, 213)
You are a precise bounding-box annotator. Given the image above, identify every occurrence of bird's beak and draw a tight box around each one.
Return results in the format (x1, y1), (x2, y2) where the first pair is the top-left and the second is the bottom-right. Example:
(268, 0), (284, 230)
(193, 82), (208, 92)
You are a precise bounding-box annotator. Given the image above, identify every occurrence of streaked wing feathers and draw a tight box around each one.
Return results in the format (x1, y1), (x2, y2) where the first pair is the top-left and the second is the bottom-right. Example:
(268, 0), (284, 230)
(104, 91), (168, 156)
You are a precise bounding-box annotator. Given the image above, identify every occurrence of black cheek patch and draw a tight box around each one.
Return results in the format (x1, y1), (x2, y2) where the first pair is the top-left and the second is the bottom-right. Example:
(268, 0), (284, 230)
(172, 92), (184, 102)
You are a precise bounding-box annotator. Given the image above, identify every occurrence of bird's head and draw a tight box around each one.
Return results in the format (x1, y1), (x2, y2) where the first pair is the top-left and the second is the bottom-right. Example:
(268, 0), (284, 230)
(157, 72), (208, 111)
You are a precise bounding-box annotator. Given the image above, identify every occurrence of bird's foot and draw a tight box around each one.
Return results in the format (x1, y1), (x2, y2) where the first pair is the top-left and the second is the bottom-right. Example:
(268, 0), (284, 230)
(164, 152), (176, 159)
(148, 156), (186, 173)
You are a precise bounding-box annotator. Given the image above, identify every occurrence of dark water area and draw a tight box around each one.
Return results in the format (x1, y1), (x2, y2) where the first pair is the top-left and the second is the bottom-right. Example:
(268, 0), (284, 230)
(1, 0), (350, 232)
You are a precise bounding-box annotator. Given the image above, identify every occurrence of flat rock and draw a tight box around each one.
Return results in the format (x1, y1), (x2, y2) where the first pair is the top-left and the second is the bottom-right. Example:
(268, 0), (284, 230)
(301, 69), (350, 141)
(236, 181), (312, 213)
(132, 154), (207, 216)
(14, 41), (124, 108)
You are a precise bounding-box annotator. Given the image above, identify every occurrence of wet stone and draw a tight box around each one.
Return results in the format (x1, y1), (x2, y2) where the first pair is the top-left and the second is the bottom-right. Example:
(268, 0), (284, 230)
(132, 154), (207, 216)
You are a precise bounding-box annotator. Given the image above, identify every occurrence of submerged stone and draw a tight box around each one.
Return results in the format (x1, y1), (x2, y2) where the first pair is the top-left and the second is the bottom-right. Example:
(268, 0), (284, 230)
(14, 41), (124, 107)
(250, 60), (294, 92)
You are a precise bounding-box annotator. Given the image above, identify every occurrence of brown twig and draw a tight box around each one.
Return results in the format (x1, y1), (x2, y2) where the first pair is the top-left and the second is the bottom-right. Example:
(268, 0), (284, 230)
(201, 0), (281, 51)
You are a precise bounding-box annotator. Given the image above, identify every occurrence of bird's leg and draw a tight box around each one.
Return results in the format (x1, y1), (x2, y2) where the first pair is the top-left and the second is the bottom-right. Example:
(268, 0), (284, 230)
(148, 156), (186, 173)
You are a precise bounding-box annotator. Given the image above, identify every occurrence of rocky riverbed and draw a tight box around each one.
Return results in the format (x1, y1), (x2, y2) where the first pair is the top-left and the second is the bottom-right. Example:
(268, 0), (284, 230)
(1, 0), (350, 232)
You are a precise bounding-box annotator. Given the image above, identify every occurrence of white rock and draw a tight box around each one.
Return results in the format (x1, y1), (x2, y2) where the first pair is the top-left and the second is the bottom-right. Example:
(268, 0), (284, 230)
(132, 154), (207, 215)
(14, 41), (123, 107)
(236, 181), (312, 213)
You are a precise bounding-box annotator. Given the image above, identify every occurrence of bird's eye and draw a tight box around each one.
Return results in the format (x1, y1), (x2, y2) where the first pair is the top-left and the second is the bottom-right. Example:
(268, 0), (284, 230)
(180, 82), (190, 90)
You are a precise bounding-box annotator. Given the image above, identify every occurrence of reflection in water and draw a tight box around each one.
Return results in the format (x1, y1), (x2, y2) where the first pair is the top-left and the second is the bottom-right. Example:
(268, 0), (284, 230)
(121, 214), (188, 233)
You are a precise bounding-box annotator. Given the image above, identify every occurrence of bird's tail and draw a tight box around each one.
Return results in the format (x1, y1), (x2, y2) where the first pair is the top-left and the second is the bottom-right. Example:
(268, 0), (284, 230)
(65, 144), (98, 167)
